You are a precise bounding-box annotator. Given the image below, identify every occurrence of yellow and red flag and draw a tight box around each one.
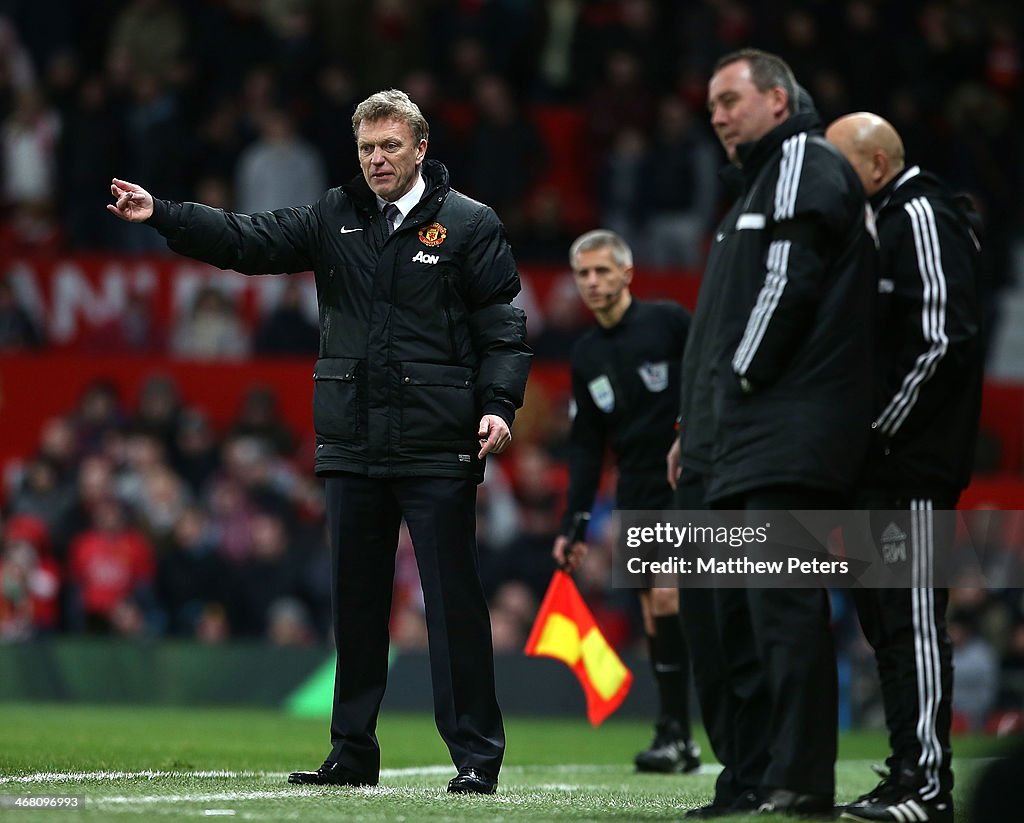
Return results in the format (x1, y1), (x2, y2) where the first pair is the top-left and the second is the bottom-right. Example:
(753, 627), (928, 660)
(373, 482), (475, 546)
(524, 570), (633, 726)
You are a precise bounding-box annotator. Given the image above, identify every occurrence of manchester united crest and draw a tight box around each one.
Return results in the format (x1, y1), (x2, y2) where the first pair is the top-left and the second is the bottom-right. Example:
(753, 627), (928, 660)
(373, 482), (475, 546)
(418, 222), (447, 247)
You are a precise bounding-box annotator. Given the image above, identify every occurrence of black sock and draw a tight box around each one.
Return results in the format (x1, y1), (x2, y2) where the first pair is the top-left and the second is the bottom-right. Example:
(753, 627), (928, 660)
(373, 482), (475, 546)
(649, 613), (691, 737)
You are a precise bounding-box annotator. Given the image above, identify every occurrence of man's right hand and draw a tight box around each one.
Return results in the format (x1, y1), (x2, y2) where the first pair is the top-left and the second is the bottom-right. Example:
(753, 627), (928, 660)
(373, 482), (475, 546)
(666, 437), (682, 490)
(107, 178), (155, 222)
(552, 534), (588, 573)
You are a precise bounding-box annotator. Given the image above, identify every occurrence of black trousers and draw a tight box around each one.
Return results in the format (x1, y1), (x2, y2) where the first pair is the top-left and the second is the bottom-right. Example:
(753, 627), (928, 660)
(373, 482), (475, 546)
(675, 472), (771, 805)
(712, 485), (842, 799)
(852, 494), (955, 799)
(323, 472), (504, 781)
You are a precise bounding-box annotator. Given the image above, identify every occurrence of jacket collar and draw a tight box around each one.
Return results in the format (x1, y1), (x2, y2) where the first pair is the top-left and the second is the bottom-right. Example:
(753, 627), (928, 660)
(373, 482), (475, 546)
(870, 165), (921, 213)
(343, 158), (451, 215)
(734, 112), (821, 185)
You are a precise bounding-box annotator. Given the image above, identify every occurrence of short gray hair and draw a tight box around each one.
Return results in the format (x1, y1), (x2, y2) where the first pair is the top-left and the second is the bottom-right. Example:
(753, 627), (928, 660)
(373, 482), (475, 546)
(569, 230), (634, 269)
(714, 48), (798, 115)
(351, 89), (429, 143)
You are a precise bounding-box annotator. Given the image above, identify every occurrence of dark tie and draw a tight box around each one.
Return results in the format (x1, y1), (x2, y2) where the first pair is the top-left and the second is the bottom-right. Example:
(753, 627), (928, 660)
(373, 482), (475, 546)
(383, 203), (401, 237)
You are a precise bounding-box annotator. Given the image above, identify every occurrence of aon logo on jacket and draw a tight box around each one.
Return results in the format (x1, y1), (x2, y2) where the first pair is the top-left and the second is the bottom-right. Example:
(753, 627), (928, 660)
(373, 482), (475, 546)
(412, 250), (440, 264)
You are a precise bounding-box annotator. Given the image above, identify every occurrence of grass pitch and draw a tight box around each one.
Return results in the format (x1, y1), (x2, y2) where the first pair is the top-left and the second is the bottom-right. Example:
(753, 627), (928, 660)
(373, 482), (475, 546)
(0, 703), (1001, 821)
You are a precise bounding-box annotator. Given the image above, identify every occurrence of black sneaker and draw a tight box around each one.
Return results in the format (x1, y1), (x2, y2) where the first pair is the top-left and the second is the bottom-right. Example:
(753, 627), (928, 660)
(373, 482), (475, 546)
(840, 792), (953, 823)
(842, 766), (900, 811)
(634, 718), (701, 773)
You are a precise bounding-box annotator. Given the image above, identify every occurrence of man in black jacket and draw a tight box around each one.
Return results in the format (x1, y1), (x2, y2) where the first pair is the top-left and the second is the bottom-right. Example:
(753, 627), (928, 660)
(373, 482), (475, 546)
(675, 49), (876, 818)
(552, 229), (699, 775)
(108, 89), (532, 795)
(827, 112), (983, 823)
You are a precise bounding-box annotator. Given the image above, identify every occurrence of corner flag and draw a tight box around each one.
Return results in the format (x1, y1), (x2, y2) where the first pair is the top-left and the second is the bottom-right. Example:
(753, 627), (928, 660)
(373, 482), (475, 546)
(524, 570), (633, 726)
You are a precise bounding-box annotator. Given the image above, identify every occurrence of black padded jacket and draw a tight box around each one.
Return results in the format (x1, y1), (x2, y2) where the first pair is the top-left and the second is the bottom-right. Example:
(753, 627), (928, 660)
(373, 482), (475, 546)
(147, 159), (532, 481)
(678, 113), (877, 503)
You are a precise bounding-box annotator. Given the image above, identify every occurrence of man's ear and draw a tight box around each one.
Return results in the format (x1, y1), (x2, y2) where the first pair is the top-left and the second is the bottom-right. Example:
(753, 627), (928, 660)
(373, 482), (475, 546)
(771, 86), (790, 119)
(871, 150), (890, 187)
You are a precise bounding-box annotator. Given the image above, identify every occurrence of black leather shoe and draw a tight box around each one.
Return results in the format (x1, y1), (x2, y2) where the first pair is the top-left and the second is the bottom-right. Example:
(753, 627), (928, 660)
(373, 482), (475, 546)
(287, 761), (376, 787)
(447, 766), (497, 794)
(755, 788), (835, 819)
(685, 790), (762, 818)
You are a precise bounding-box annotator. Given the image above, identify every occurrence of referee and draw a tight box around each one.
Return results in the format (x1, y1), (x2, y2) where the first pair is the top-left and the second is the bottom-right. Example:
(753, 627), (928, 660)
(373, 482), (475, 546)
(552, 229), (699, 774)
(827, 112), (983, 823)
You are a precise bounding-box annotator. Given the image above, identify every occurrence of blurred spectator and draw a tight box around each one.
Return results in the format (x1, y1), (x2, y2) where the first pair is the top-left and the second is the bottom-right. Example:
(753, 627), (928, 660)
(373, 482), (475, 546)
(234, 108), (326, 214)
(400, 69), (459, 176)
(0, 17), (38, 115)
(115, 73), (189, 252)
(157, 505), (227, 637)
(207, 475), (257, 565)
(66, 496), (156, 635)
(528, 0), (585, 101)
(129, 374), (182, 457)
(35, 415), (79, 481)
(309, 63), (360, 185)
(0, 273), (43, 350)
(106, 0), (187, 87)
(263, 1), (318, 114)
(54, 454), (118, 562)
(170, 285), (251, 360)
(7, 454), (73, 538)
(598, 126), (648, 255)
(464, 74), (546, 235)
(115, 431), (170, 512)
(356, 0), (427, 93)
(0, 514), (60, 639)
(253, 279), (319, 356)
(225, 511), (298, 637)
(444, 35), (490, 103)
(227, 388), (297, 457)
(510, 187), (576, 264)
(528, 275), (588, 360)
(218, 434), (293, 520)
(997, 619), (1024, 710)
(2, 86), (61, 247)
(950, 608), (1000, 730)
(641, 96), (719, 268)
(190, 0), (274, 105)
(134, 464), (191, 549)
(267, 596), (316, 646)
(190, 102), (243, 202)
(86, 288), (164, 354)
(58, 75), (126, 250)
(172, 409), (221, 496)
(68, 379), (124, 457)
(488, 579), (537, 652)
(584, 49), (655, 159)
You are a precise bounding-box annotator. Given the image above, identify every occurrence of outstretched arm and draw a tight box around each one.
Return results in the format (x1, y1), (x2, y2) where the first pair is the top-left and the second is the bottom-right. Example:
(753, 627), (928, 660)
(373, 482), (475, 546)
(107, 178), (154, 222)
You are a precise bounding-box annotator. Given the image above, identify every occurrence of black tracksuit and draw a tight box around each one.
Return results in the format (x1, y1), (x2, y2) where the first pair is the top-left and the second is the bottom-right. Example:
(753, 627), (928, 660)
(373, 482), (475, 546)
(561, 299), (696, 736)
(853, 166), (984, 801)
(562, 299), (690, 527)
(677, 112), (876, 801)
(147, 159), (532, 783)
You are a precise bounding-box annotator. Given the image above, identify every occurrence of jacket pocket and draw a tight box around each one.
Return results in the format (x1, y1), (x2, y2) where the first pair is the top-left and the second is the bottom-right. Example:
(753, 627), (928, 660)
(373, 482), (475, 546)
(312, 357), (362, 441)
(400, 362), (475, 446)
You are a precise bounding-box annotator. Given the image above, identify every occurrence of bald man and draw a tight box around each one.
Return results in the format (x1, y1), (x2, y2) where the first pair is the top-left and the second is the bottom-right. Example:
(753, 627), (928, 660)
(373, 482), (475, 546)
(827, 114), (984, 823)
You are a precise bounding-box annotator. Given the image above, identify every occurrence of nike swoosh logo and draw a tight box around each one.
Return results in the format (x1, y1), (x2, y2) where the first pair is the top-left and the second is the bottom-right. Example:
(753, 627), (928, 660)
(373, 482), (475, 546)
(339, 227), (363, 234)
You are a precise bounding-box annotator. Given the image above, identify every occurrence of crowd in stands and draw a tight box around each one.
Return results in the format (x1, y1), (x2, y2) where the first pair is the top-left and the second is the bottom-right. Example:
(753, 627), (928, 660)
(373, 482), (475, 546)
(0, 0), (1017, 278)
(1, 0), (1023, 731)
(2, 368), (1024, 729)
